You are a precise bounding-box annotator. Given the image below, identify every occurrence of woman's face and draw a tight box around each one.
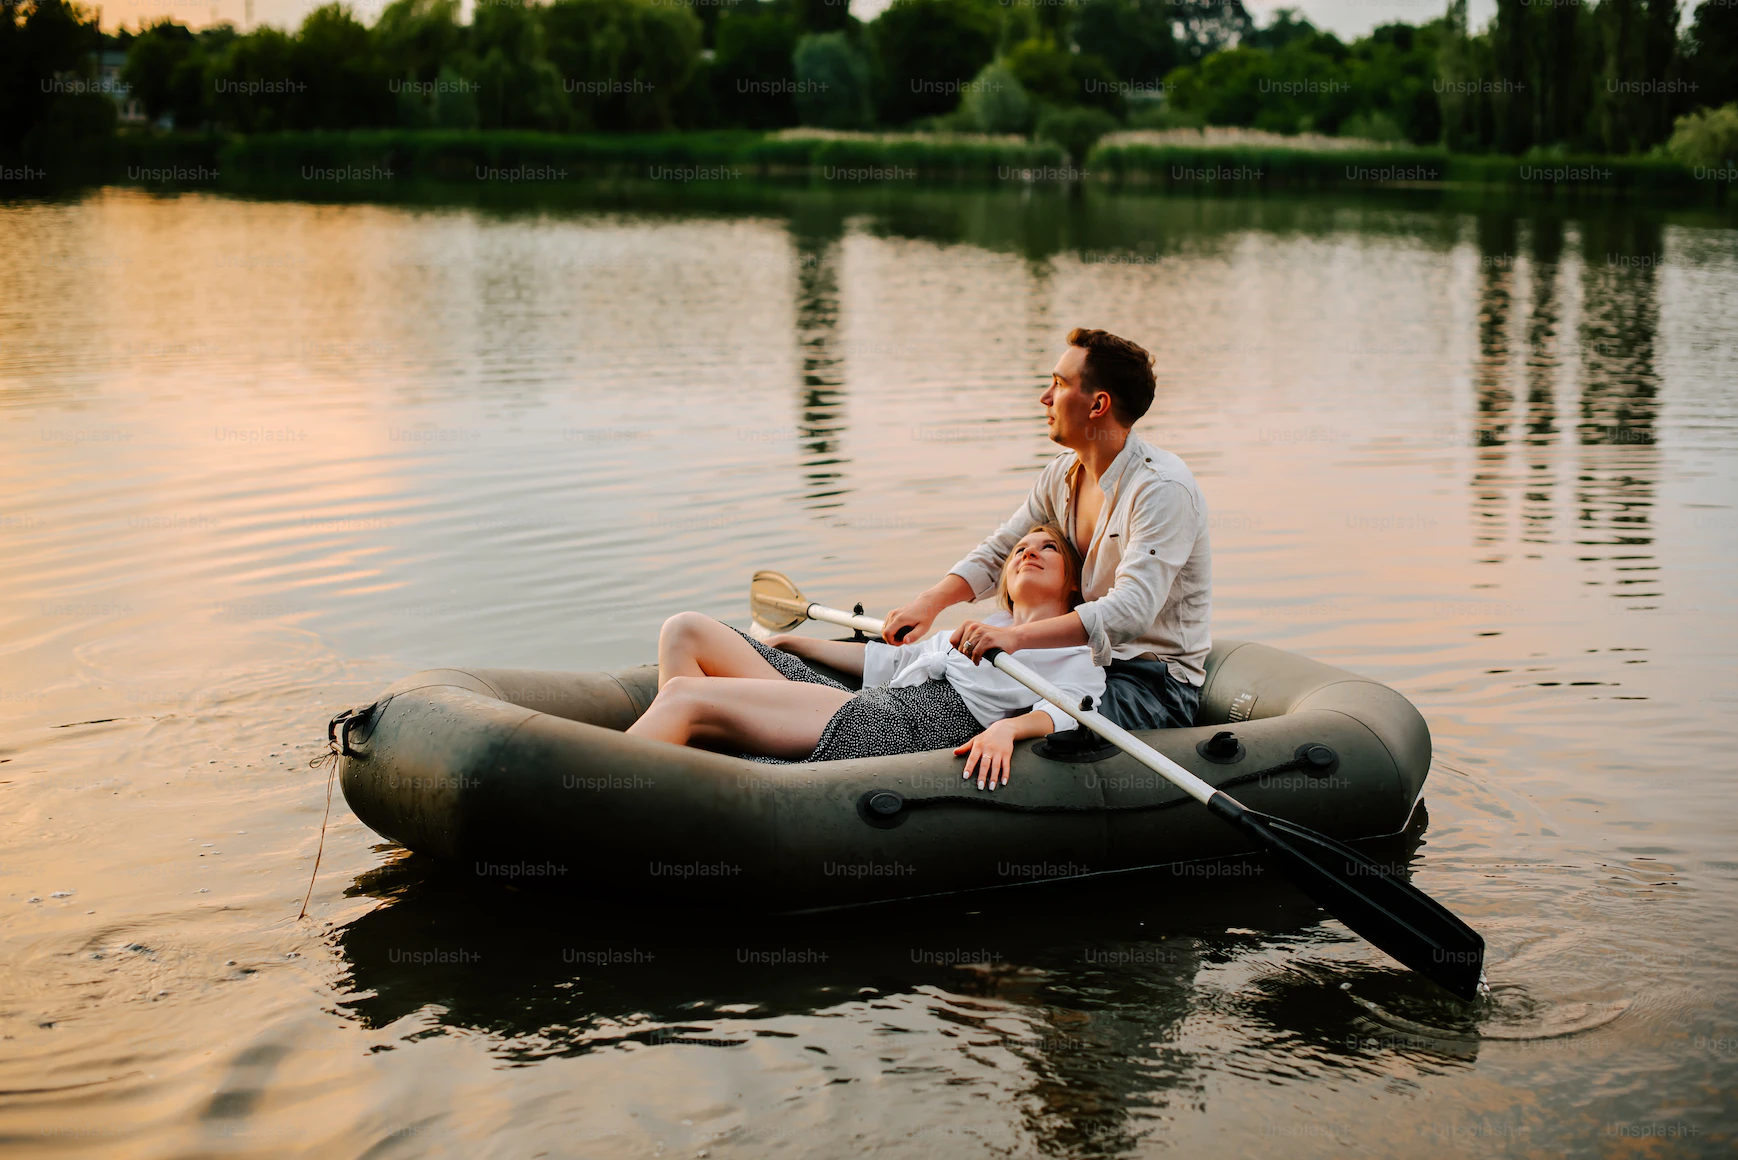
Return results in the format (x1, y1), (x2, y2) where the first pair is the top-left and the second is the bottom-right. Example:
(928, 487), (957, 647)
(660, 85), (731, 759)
(1005, 530), (1074, 609)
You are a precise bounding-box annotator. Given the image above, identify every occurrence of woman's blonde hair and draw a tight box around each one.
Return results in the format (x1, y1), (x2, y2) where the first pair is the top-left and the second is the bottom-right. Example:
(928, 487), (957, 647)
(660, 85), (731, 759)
(994, 523), (1084, 614)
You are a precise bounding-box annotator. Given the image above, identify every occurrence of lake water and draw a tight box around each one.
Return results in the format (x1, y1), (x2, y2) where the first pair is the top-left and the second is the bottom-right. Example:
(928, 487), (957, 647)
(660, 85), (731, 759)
(2, 184), (1735, 1156)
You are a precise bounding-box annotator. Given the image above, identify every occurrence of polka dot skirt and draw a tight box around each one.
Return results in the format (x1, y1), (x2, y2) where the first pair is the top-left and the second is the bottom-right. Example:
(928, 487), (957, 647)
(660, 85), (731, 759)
(731, 625), (984, 763)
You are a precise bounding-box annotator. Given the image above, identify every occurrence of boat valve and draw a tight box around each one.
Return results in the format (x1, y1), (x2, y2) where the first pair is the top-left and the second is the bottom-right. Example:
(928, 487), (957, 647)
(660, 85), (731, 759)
(1197, 730), (1245, 764)
(857, 789), (909, 828)
(1297, 743), (1340, 777)
(868, 790), (905, 815)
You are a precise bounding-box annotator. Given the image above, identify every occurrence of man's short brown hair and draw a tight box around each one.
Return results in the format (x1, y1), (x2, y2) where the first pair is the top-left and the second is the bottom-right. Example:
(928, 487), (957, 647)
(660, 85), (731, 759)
(1066, 327), (1155, 426)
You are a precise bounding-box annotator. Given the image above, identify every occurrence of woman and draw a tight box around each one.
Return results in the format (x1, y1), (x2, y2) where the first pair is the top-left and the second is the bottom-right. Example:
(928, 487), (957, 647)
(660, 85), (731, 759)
(625, 524), (1104, 790)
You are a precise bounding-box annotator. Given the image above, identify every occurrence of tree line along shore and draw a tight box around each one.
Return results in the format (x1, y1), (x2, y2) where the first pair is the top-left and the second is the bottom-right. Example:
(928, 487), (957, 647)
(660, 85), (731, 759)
(71, 127), (1728, 202)
(4, 0), (1735, 199)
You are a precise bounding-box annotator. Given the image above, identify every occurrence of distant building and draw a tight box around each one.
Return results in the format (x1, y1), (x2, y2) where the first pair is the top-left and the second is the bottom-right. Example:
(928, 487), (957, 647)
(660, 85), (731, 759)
(97, 50), (147, 124)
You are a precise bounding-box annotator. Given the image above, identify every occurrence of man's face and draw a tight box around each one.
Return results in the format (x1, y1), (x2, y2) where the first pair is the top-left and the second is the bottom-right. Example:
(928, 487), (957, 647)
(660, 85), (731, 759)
(1040, 345), (1106, 447)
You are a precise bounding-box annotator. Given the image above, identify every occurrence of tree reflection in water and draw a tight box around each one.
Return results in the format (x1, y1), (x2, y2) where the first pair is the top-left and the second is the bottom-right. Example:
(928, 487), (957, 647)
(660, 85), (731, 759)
(332, 813), (1479, 1152)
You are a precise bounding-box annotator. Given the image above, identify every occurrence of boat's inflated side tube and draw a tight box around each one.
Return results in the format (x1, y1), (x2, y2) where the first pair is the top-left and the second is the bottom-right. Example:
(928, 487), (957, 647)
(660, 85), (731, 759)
(336, 640), (1430, 908)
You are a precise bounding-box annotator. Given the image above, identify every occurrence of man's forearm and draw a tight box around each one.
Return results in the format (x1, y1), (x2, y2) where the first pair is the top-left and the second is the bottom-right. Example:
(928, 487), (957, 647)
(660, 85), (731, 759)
(919, 572), (976, 613)
(1010, 611), (1089, 651)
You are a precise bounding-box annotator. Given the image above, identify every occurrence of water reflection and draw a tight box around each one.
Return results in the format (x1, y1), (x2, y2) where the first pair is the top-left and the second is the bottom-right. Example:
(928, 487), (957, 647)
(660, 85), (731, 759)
(1471, 212), (1520, 555)
(1577, 213), (1663, 606)
(1519, 214), (1565, 545)
(1522, 215), (1565, 444)
(1578, 213), (1664, 450)
(331, 829), (1460, 1154)
(789, 211), (851, 510)
(332, 857), (1241, 1049)
(1461, 208), (1668, 602)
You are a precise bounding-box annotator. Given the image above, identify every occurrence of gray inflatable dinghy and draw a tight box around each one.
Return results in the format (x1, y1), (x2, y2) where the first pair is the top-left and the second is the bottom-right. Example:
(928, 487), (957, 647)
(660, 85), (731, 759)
(331, 638), (1431, 908)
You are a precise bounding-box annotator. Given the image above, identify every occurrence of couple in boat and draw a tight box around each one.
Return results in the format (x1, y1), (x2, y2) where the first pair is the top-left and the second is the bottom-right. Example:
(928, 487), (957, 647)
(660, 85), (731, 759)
(627, 327), (1212, 790)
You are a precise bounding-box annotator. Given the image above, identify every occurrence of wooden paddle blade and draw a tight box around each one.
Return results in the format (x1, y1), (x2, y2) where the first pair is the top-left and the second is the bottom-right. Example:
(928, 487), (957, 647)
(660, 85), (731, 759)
(749, 570), (810, 632)
(1210, 794), (1486, 1000)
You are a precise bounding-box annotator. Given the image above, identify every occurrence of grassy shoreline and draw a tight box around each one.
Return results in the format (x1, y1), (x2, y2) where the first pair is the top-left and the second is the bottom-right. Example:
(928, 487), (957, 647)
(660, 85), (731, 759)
(97, 130), (1069, 191)
(25, 129), (1734, 202)
(1091, 140), (1726, 200)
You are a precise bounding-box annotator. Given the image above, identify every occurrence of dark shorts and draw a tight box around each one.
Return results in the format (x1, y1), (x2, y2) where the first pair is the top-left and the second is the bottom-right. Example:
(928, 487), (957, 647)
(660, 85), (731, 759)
(1097, 656), (1200, 731)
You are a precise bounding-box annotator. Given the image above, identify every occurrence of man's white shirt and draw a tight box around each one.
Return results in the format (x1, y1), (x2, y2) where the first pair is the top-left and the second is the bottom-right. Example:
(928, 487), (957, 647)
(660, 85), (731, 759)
(947, 429), (1212, 686)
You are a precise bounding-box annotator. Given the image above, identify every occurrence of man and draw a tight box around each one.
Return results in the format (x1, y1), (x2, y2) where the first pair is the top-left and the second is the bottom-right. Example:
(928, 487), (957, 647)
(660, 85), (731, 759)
(882, 327), (1211, 731)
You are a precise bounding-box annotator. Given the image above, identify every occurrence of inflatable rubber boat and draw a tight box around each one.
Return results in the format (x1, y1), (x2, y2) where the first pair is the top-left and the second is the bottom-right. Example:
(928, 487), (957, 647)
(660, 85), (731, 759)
(332, 637), (1431, 909)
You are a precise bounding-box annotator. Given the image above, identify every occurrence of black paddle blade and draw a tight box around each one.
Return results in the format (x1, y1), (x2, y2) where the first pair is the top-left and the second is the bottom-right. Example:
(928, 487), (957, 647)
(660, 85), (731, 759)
(1208, 794), (1486, 1000)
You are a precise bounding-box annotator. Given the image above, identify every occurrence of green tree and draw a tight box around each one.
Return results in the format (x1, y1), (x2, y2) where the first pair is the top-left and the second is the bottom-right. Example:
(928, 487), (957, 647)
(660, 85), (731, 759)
(959, 61), (1031, 133)
(1072, 0), (1178, 89)
(1684, 0), (1738, 112)
(375, 0), (465, 88)
(1170, 0), (1253, 62)
(1005, 36), (1123, 117)
(1534, 0), (1593, 147)
(793, 0), (851, 34)
(1662, 101), (1738, 166)
(1436, 0), (1490, 150)
(471, 0), (568, 129)
(1161, 16), (1447, 139)
(1346, 22), (1445, 146)
(543, 0), (702, 131)
(1591, 0), (1679, 153)
(792, 30), (872, 128)
(1036, 104), (1117, 161)
(1, 0), (109, 160)
(373, 0), (472, 128)
(292, 4), (392, 128)
(1488, 0), (1534, 152)
(1242, 6), (1314, 50)
(1162, 46), (1272, 127)
(871, 0), (999, 125)
(708, 1), (800, 129)
(206, 26), (298, 131)
(121, 18), (203, 125)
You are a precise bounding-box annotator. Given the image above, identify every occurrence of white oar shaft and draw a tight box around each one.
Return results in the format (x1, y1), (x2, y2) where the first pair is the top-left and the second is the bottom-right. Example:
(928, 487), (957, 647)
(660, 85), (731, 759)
(804, 603), (1219, 806)
(991, 651), (1220, 806)
(807, 604), (887, 638)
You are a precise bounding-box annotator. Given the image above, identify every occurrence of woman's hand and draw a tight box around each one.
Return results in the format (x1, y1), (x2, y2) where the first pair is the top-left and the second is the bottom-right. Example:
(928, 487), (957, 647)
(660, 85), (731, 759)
(953, 711), (1054, 791)
(949, 619), (1022, 665)
(764, 633), (796, 652)
(955, 720), (1018, 791)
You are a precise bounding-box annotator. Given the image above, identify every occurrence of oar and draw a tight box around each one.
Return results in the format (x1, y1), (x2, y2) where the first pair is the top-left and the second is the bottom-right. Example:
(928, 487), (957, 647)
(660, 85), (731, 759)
(749, 570), (1488, 1001)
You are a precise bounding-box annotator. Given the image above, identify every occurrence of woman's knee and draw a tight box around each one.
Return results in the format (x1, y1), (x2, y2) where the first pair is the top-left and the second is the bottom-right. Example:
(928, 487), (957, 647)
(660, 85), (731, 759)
(658, 674), (709, 707)
(659, 610), (716, 647)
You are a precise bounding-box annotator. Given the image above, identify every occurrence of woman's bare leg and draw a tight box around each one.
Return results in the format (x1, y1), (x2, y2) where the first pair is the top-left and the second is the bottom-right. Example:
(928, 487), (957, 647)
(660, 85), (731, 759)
(625, 676), (851, 759)
(656, 611), (787, 690)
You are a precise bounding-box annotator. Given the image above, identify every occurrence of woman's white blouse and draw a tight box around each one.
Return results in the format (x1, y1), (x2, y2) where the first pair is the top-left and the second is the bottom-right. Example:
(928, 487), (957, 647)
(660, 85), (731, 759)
(861, 611), (1106, 733)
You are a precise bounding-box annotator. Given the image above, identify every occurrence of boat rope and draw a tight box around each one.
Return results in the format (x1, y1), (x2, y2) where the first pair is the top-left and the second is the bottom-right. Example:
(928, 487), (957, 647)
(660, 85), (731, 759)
(296, 701), (384, 921)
